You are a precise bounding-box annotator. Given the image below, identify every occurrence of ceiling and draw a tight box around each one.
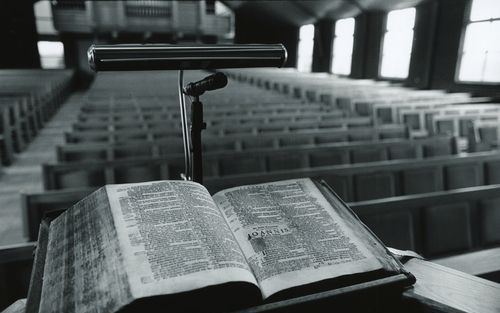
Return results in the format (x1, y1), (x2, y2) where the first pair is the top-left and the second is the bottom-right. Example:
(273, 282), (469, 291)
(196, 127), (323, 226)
(223, 0), (426, 26)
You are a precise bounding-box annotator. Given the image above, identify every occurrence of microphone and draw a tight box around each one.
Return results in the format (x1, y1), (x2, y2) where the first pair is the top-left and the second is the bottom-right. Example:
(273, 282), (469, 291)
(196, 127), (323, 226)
(87, 44), (287, 71)
(183, 72), (228, 97)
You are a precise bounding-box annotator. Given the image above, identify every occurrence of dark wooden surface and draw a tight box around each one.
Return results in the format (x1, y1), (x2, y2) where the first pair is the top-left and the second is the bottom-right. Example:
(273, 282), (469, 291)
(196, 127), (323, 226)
(403, 258), (500, 313)
(2, 258), (500, 312)
(433, 247), (500, 282)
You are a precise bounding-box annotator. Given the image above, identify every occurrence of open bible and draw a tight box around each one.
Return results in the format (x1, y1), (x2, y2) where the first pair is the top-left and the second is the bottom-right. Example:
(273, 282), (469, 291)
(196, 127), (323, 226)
(27, 178), (415, 313)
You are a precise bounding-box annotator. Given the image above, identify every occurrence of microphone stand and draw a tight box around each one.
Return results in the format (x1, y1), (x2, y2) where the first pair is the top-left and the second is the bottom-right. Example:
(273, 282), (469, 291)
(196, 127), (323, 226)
(178, 70), (192, 181)
(179, 71), (213, 184)
(190, 95), (205, 184)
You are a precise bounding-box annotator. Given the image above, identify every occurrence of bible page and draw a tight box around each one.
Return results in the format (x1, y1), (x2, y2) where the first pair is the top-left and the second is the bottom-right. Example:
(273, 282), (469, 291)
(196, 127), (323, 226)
(39, 188), (132, 313)
(106, 180), (258, 299)
(213, 178), (383, 299)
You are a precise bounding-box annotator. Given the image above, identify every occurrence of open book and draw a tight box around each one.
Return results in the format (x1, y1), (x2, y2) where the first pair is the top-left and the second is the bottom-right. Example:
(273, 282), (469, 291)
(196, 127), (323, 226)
(27, 178), (414, 313)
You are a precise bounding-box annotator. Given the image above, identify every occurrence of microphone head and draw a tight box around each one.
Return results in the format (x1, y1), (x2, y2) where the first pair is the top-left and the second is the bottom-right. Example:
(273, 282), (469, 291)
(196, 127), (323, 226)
(184, 72), (228, 97)
(208, 72), (228, 91)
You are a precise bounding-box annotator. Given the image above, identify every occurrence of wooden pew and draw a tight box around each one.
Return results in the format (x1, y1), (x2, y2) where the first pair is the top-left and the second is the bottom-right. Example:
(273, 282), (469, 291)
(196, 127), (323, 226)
(78, 98), (315, 113)
(359, 94), (488, 120)
(347, 92), (471, 118)
(64, 124), (409, 144)
(433, 111), (500, 137)
(0, 97), (31, 159)
(55, 135), (456, 165)
(76, 106), (342, 124)
(433, 247), (500, 282)
(367, 97), (491, 127)
(466, 120), (500, 152)
(0, 70), (73, 124)
(0, 70), (74, 164)
(21, 189), (94, 241)
(402, 258), (500, 313)
(0, 91), (43, 139)
(203, 150), (500, 200)
(21, 183), (500, 258)
(0, 101), (17, 165)
(79, 99), (323, 114)
(0, 243), (35, 312)
(41, 147), (495, 201)
(398, 104), (500, 137)
(71, 114), (364, 133)
(225, 69), (482, 115)
(350, 184), (500, 257)
(48, 133), (458, 192)
(231, 70), (498, 146)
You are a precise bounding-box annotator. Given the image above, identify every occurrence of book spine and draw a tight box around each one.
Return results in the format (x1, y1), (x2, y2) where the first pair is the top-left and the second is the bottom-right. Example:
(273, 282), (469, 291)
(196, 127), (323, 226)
(315, 179), (416, 285)
(25, 218), (51, 313)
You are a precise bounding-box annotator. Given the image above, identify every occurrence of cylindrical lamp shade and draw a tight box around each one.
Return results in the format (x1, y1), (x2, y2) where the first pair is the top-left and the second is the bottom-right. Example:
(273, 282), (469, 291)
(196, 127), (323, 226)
(88, 44), (288, 71)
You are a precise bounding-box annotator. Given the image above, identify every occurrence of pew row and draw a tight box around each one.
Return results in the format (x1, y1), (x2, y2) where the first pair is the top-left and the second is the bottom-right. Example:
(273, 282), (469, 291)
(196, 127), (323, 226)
(202, 150), (500, 199)
(225, 69), (483, 113)
(401, 107), (500, 138)
(0, 70), (74, 165)
(78, 99), (327, 115)
(76, 108), (345, 126)
(44, 135), (458, 191)
(71, 115), (369, 133)
(350, 184), (500, 257)
(64, 124), (409, 144)
(468, 120), (500, 152)
(57, 134), (450, 163)
(358, 98), (492, 124)
(43, 148), (498, 198)
(21, 183), (500, 257)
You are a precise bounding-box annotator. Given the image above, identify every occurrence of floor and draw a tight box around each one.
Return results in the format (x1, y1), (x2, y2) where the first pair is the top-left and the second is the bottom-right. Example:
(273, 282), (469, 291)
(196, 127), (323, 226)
(0, 93), (85, 246)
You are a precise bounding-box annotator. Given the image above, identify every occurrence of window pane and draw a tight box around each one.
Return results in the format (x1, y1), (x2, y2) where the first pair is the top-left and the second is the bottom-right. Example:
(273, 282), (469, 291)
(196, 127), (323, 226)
(462, 21), (491, 54)
(299, 24), (315, 40)
(332, 53), (352, 75)
(335, 18), (355, 36)
(380, 52), (412, 78)
(331, 18), (355, 75)
(38, 41), (65, 69)
(458, 52), (486, 81)
(386, 8), (416, 31)
(297, 24), (315, 72)
(382, 30), (414, 56)
(489, 21), (500, 52)
(470, 0), (500, 21)
(331, 36), (353, 75)
(458, 0), (500, 82)
(34, 0), (57, 35)
(380, 30), (414, 78)
(380, 8), (416, 79)
(333, 36), (354, 57)
(483, 52), (500, 81)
